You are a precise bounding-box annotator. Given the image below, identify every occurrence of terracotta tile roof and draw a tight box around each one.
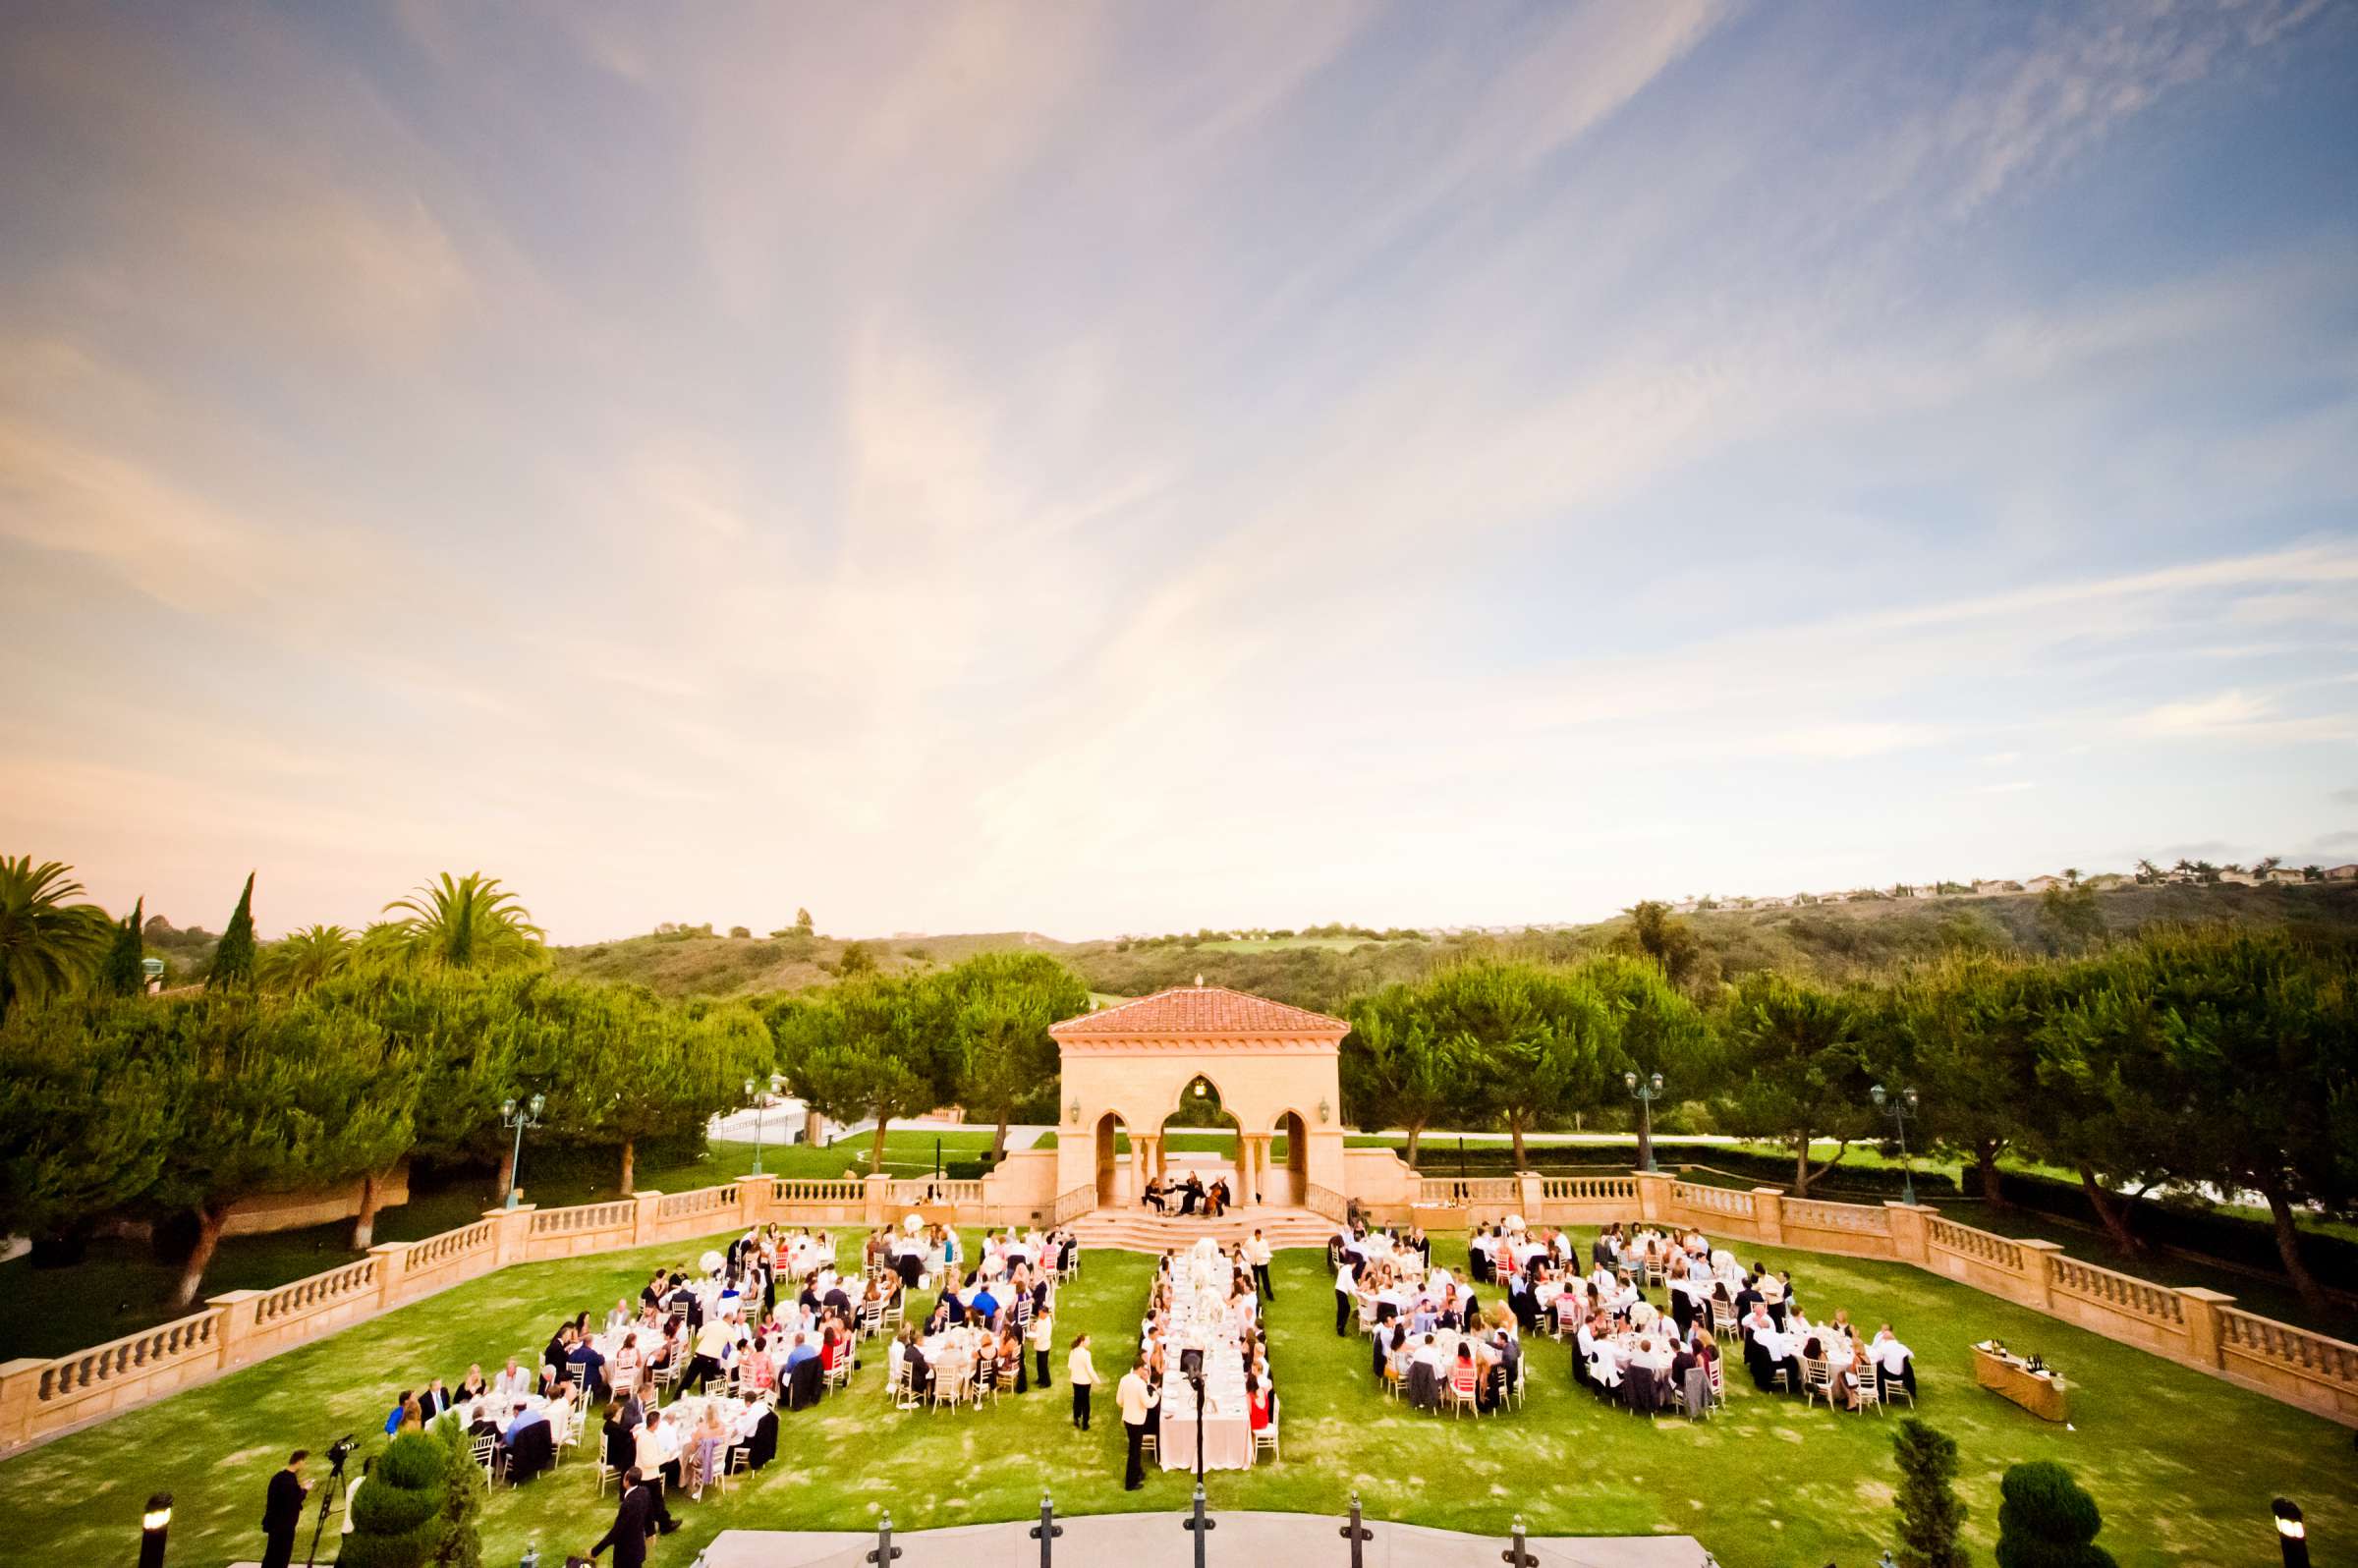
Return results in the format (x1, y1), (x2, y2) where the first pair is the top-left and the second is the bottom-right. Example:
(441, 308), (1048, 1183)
(1050, 983), (1348, 1038)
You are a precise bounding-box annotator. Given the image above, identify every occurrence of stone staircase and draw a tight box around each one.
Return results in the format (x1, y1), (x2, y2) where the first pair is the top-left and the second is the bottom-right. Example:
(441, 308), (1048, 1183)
(1066, 1204), (1337, 1254)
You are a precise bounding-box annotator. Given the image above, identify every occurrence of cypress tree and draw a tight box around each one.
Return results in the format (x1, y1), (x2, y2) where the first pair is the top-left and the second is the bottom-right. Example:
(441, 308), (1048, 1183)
(97, 897), (144, 996)
(340, 1430), (448, 1568)
(1892, 1418), (1971, 1568)
(207, 873), (257, 990)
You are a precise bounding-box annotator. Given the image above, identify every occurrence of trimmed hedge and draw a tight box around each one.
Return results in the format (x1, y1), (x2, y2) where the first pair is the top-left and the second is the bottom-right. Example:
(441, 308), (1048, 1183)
(1961, 1166), (2358, 1293)
(1391, 1140), (1962, 1200)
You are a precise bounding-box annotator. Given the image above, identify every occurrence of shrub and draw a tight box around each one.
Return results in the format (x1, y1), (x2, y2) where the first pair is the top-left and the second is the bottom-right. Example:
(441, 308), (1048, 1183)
(341, 1430), (449, 1568)
(1994, 1460), (2114, 1568)
(429, 1417), (484, 1568)
(1891, 1419), (1969, 1568)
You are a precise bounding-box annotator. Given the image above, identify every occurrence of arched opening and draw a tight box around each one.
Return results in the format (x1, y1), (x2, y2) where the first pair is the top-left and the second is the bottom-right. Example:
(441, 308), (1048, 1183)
(1156, 1073), (1240, 1213)
(1094, 1111), (1128, 1206)
(1272, 1110), (1309, 1206)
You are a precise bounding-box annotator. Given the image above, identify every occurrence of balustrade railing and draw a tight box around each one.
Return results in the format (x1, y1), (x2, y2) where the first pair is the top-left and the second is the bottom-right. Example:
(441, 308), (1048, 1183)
(404, 1219), (494, 1274)
(1926, 1215), (2022, 1271)
(1050, 1184), (1097, 1225)
(2050, 1256), (2184, 1324)
(657, 1185), (736, 1222)
(1671, 1182), (1755, 1219)
(1425, 1177), (1517, 1204)
(775, 1179), (868, 1204)
(888, 1178), (986, 1206)
(1304, 1183), (1349, 1222)
(253, 1257), (378, 1325)
(531, 1200), (636, 1236)
(1540, 1175), (1638, 1202)
(35, 1311), (219, 1405)
(1782, 1198), (1891, 1235)
(2219, 1310), (2358, 1385)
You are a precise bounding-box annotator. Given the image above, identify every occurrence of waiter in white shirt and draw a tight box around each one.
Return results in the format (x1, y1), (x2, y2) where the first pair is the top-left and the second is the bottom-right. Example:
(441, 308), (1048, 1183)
(1117, 1356), (1158, 1490)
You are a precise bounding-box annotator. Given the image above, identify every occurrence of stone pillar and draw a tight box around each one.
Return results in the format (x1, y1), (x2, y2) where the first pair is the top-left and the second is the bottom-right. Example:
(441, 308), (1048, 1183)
(206, 1290), (262, 1372)
(738, 1176), (771, 1230)
(2014, 1238), (2063, 1312)
(634, 1190), (668, 1247)
(2175, 1286), (2235, 1370)
(1632, 1169), (1673, 1225)
(863, 1173), (889, 1230)
(1516, 1170), (1544, 1220)
(488, 1204), (534, 1268)
(0, 1359), (45, 1452)
(367, 1242), (411, 1312)
(1882, 1202), (1933, 1265)
(1751, 1188), (1786, 1247)
(1250, 1136), (1269, 1205)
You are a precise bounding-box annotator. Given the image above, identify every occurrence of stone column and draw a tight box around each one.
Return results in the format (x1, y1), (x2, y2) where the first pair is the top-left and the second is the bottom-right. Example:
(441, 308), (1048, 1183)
(2175, 1286), (2235, 1370)
(367, 1242), (411, 1312)
(635, 1190), (668, 1247)
(2014, 1238), (2063, 1312)
(0, 1359), (45, 1452)
(1751, 1189), (1786, 1247)
(488, 1204), (535, 1268)
(1516, 1170), (1544, 1221)
(206, 1290), (262, 1372)
(1632, 1169), (1673, 1225)
(738, 1176), (771, 1231)
(1882, 1202), (1933, 1265)
(862, 1174), (889, 1230)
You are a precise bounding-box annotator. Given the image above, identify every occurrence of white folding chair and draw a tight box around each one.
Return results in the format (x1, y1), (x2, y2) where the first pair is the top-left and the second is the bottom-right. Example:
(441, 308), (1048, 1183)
(1254, 1395), (1279, 1462)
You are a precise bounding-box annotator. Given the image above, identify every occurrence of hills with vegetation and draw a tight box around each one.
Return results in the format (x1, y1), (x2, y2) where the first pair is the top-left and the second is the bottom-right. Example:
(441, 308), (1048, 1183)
(551, 880), (2358, 1008)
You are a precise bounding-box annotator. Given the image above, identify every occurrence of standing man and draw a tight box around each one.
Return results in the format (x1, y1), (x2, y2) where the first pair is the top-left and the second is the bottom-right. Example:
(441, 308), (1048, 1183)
(1068, 1333), (1097, 1430)
(589, 1467), (655, 1567)
(1116, 1355), (1158, 1491)
(257, 1450), (309, 1568)
(1333, 1250), (1360, 1335)
(1247, 1229), (1275, 1301)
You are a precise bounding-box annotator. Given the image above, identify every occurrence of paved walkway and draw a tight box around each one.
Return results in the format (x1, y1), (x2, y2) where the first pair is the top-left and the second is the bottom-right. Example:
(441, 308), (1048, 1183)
(702, 1514), (1710, 1568)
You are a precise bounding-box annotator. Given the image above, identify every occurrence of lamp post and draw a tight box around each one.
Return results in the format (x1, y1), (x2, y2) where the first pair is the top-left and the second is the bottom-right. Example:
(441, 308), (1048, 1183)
(2274, 1498), (2309, 1568)
(140, 1491), (171, 1568)
(744, 1079), (767, 1176)
(499, 1092), (545, 1209)
(1624, 1071), (1665, 1174)
(1871, 1084), (1922, 1205)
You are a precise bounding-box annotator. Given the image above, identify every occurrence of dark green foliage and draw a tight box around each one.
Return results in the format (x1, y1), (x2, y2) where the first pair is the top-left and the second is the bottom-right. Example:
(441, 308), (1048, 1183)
(96, 897), (144, 996)
(0, 995), (179, 1239)
(1891, 1419), (1970, 1568)
(1994, 1460), (2114, 1568)
(341, 1430), (449, 1568)
(206, 872), (257, 989)
(429, 1416), (484, 1568)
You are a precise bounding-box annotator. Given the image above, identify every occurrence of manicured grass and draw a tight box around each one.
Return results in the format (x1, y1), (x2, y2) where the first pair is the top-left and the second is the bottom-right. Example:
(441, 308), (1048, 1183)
(2, 1227), (2348, 1568)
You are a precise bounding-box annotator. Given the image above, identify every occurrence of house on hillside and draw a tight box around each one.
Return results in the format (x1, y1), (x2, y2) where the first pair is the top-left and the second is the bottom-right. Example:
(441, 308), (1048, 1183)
(2022, 875), (2064, 893)
(2264, 868), (2305, 885)
(2082, 872), (2129, 891)
(1970, 878), (2021, 895)
(2218, 869), (2260, 885)
(1755, 895), (1790, 909)
(2327, 864), (2358, 881)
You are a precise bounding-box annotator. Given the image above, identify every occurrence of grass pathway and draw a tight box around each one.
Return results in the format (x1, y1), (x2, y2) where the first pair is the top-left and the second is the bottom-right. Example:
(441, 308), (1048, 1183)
(0, 1228), (2348, 1567)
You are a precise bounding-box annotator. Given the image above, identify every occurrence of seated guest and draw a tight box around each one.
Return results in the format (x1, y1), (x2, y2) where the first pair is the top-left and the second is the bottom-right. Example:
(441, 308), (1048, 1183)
(456, 1364), (489, 1404)
(740, 1335), (777, 1395)
(383, 1390), (414, 1436)
(567, 1335), (608, 1401)
(602, 1410), (634, 1474)
(1870, 1323), (1917, 1398)
(502, 1401), (554, 1484)
(420, 1377), (455, 1422)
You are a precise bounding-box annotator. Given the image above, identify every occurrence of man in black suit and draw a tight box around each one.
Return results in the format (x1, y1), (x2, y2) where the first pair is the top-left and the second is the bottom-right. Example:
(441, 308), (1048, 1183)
(590, 1468), (661, 1567)
(904, 1339), (932, 1398)
(258, 1450), (309, 1568)
(419, 1377), (455, 1422)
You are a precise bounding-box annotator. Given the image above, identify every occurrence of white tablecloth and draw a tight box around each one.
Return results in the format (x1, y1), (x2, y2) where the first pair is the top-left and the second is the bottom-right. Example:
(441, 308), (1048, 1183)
(1158, 1382), (1255, 1471)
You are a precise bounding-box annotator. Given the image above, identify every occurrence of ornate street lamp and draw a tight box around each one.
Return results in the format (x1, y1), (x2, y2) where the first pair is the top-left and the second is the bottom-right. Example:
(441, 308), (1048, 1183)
(1624, 1071), (1665, 1173)
(1871, 1084), (1922, 1205)
(499, 1092), (545, 1209)
(744, 1078), (768, 1176)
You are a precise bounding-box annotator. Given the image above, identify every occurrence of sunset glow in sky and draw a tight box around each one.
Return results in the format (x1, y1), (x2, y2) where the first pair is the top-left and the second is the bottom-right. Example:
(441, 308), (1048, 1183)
(3, 2), (2355, 942)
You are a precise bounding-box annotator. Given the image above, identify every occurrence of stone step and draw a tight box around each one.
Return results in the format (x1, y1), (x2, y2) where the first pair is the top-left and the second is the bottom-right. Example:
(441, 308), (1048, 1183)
(1066, 1204), (1337, 1254)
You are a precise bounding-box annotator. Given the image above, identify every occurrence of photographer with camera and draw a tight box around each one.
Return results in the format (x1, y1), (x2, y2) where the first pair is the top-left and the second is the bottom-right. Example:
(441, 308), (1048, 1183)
(257, 1450), (310, 1568)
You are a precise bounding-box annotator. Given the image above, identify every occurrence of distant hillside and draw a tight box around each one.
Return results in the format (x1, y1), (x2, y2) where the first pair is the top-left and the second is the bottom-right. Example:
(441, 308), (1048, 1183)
(551, 928), (1076, 998)
(548, 881), (2358, 1006)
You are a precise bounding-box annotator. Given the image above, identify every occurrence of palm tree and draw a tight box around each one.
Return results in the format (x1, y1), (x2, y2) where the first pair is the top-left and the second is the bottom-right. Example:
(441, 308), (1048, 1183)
(382, 872), (543, 969)
(2135, 859), (2160, 883)
(2062, 868), (2082, 887)
(0, 857), (112, 1020)
(263, 924), (355, 992)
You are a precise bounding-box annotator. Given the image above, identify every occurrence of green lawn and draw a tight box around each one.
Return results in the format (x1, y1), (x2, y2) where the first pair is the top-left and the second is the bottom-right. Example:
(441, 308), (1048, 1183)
(0, 1134), (988, 1362)
(2, 1226), (2348, 1568)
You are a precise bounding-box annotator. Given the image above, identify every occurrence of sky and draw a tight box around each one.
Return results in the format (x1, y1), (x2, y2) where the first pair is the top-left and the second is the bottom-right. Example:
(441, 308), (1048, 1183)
(3, 1), (2356, 944)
